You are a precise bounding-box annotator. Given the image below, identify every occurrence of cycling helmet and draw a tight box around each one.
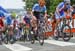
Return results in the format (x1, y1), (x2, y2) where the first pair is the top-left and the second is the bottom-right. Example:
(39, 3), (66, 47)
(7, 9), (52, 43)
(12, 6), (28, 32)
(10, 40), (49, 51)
(64, 0), (70, 4)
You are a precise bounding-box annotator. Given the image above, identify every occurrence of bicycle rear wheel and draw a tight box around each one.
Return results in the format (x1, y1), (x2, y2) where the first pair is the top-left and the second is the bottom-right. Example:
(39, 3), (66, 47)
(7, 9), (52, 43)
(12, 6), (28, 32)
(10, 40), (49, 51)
(3, 34), (8, 44)
(62, 24), (71, 41)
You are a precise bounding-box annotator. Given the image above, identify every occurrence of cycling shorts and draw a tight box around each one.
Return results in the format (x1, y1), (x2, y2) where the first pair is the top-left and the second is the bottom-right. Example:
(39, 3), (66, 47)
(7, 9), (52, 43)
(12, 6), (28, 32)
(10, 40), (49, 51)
(55, 12), (65, 19)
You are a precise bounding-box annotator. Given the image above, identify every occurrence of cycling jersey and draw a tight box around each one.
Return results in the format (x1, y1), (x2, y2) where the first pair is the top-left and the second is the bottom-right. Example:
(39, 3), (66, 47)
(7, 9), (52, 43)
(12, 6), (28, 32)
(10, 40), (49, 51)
(55, 2), (71, 19)
(32, 3), (47, 19)
(23, 13), (31, 24)
(5, 16), (12, 25)
(0, 19), (4, 27)
(0, 11), (5, 17)
(32, 3), (46, 12)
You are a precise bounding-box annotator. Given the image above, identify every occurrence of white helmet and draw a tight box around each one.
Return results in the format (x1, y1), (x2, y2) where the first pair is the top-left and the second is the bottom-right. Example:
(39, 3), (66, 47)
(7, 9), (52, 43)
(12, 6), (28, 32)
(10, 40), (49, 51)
(64, 0), (71, 4)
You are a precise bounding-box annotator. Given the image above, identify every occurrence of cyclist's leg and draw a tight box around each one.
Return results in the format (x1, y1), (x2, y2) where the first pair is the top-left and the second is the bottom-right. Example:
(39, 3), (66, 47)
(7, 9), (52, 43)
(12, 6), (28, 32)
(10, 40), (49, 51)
(30, 17), (37, 31)
(54, 13), (60, 36)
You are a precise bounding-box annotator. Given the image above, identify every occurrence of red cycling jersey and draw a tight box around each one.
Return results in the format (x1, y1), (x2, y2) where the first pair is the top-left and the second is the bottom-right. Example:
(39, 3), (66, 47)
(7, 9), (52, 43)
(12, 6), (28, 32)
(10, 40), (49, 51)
(0, 18), (4, 28)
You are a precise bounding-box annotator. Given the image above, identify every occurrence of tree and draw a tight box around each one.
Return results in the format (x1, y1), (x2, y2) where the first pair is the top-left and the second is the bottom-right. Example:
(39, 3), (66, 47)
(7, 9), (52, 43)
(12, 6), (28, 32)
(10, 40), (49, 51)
(45, 0), (50, 14)
(23, 0), (35, 10)
(49, 0), (62, 13)
(71, 0), (75, 5)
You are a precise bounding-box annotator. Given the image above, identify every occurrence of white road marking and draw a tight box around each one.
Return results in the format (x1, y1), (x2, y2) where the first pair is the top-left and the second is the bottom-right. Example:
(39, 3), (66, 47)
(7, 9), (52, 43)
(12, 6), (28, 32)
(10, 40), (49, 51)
(45, 40), (75, 46)
(3, 44), (32, 51)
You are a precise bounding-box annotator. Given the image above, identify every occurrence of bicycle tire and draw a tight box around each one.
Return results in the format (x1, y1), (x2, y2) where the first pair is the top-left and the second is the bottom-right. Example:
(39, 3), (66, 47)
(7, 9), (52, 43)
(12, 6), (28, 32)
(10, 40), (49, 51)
(0, 34), (3, 44)
(61, 24), (71, 41)
(3, 28), (9, 44)
(9, 35), (16, 44)
(23, 28), (26, 42)
(31, 34), (35, 44)
(38, 28), (45, 46)
(3, 34), (8, 44)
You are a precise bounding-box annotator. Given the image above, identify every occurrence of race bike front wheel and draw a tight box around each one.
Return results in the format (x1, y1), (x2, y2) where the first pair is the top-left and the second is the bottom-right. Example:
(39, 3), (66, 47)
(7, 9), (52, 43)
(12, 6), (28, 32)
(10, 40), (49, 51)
(30, 31), (35, 44)
(61, 24), (71, 41)
(38, 27), (45, 46)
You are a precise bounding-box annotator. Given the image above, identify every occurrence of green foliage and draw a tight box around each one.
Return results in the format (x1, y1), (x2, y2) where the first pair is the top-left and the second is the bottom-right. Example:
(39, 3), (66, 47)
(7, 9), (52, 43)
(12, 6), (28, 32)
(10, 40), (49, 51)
(71, 0), (75, 5)
(24, 0), (37, 10)
(45, 0), (50, 14)
(49, 0), (63, 13)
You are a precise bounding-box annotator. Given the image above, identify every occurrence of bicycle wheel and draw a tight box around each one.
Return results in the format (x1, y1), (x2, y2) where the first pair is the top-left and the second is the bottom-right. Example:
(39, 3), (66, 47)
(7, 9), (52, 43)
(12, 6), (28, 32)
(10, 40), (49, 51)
(0, 34), (3, 44)
(3, 29), (9, 44)
(61, 24), (71, 41)
(30, 31), (35, 44)
(9, 35), (16, 44)
(38, 27), (45, 46)
(24, 28), (30, 41)
(3, 34), (8, 44)
(23, 29), (26, 42)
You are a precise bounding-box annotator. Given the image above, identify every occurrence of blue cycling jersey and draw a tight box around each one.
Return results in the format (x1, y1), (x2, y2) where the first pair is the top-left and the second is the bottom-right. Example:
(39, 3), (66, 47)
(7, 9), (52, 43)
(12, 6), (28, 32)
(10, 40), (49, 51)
(57, 2), (70, 16)
(55, 2), (71, 19)
(6, 16), (12, 25)
(0, 11), (5, 17)
(57, 2), (64, 16)
(32, 3), (47, 13)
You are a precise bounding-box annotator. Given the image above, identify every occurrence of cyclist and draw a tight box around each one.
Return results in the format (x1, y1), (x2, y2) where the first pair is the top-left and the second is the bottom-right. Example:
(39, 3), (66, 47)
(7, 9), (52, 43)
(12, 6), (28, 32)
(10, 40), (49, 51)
(0, 17), (5, 32)
(31, 0), (47, 34)
(23, 9), (31, 26)
(0, 12), (6, 43)
(71, 5), (75, 28)
(5, 15), (15, 41)
(54, 0), (71, 35)
(0, 11), (5, 32)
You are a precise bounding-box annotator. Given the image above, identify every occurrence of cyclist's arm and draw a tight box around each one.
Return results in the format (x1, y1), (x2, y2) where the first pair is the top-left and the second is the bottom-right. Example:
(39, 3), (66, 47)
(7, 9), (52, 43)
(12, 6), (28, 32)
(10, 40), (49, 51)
(59, 6), (64, 12)
(56, 2), (64, 16)
(56, 8), (60, 17)
(44, 6), (47, 17)
(31, 4), (38, 20)
(44, 11), (47, 18)
(31, 4), (37, 17)
(57, 2), (64, 12)
(31, 11), (34, 17)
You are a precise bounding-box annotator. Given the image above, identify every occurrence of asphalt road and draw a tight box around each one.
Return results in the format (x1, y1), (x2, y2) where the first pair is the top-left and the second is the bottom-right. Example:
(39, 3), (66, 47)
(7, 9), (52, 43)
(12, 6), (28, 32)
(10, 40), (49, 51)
(0, 37), (75, 51)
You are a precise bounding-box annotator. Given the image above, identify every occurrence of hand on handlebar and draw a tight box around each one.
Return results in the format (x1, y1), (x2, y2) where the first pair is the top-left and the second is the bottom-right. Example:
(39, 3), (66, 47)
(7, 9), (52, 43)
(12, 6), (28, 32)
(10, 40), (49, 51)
(32, 16), (37, 20)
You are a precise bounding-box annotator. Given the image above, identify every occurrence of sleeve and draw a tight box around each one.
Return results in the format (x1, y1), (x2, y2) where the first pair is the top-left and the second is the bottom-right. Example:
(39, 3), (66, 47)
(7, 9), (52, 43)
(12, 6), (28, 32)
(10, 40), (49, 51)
(44, 6), (47, 12)
(57, 2), (64, 11)
(32, 4), (38, 12)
